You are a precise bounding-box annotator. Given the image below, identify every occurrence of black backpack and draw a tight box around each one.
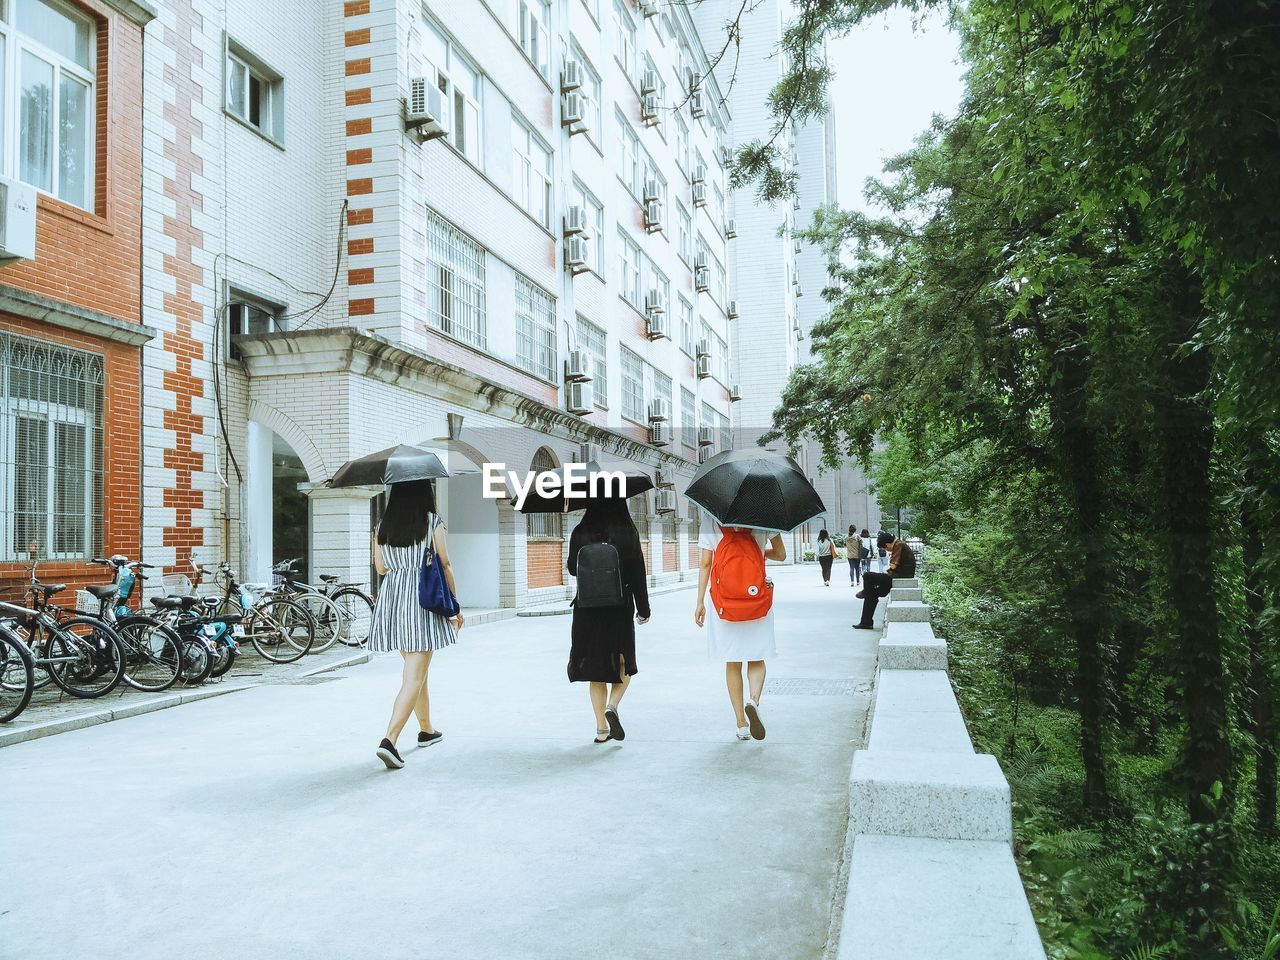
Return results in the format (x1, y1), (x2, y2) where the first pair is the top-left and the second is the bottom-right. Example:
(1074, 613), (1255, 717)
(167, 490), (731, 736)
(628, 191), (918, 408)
(575, 540), (626, 608)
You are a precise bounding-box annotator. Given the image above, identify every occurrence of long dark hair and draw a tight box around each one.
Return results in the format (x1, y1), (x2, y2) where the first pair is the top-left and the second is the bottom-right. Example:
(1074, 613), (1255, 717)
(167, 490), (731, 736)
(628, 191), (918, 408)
(818, 528), (829, 542)
(377, 479), (437, 546)
(577, 497), (641, 552)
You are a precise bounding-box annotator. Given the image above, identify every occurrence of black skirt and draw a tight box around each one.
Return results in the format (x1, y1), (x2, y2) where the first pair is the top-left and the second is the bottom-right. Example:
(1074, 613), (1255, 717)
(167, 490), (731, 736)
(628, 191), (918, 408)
(567, 604), (638, 683)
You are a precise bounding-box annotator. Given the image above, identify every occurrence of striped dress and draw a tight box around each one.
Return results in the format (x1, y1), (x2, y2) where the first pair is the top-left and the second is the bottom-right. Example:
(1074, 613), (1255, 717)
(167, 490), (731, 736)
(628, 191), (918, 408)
(367, 514), (458, 653)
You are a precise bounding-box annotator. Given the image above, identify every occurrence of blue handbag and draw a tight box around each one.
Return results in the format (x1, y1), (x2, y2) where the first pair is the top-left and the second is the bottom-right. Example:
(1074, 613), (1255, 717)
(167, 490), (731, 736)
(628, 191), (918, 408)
(418, 515), (460, 617)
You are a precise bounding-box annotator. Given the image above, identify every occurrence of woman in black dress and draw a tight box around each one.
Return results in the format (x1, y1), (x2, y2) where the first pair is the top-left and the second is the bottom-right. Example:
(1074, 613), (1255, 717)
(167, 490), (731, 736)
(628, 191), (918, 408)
(567, 498), (650, 743)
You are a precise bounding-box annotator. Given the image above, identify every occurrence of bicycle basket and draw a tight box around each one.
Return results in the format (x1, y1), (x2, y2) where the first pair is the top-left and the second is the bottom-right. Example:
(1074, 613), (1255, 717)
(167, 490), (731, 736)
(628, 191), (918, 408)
(161, 573), (193, 597)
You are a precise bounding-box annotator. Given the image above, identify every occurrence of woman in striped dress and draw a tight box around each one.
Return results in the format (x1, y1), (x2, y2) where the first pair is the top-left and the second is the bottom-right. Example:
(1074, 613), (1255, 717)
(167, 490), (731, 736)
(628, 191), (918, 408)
(369, 479), (464, 769)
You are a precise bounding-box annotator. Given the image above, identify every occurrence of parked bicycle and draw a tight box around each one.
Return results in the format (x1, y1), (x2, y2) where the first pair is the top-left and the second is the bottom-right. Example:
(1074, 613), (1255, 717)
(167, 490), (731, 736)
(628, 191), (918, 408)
(85, 556), (186, 692)
(271, 559), (374, 652)
(208, 562), (315, 664)
(0, 609), (36, 722)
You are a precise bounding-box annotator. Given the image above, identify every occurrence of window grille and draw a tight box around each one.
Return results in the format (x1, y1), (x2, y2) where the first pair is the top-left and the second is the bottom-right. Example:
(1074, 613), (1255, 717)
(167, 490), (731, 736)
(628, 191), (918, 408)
(515, 275), (555, 381)
(576, 317), (607, 405)
(425, 210), (486, 349)
(1, 331), (103, 561)
(526, 447), (562, 539)
(620, 347), (644, 422)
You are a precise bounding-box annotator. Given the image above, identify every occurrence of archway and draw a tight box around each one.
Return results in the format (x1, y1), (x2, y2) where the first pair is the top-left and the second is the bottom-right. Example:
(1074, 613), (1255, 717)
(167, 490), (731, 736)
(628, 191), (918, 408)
(245, 421), (314, 583)
(432, 443), (500, 609)
(526, 446), (563, 589)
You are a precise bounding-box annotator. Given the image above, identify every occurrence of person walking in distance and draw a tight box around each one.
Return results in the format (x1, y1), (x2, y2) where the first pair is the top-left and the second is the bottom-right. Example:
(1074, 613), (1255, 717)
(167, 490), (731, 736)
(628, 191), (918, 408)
(694, 512), (787, 740)
(566, 498), (651, 743)
(847, 524), (864, 587)
(859, 528), (876, 580)
(369, 479), (464, 769)
(815, 529), (836, 586)
(853, 532), (917, 630)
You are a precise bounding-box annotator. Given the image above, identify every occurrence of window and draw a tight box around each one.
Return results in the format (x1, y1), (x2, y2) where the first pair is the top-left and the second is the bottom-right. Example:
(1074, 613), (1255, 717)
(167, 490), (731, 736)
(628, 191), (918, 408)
(517, 0), (551, 78)
(715, 258), (727, 306)
(713, 183), (725, 231)
(2, 0), (96, 208)
(226, 291), (284, 361)
(617, 229), (641, 307)
(571, 179), (605, 273)
(676, 202), (691, 264)
(515, 275), (555, 380)
(425, 209), (486, 348)
(681, 387), (695, 448)
(621, 346), (645, 423)
(615, 113), (640, 198)
(576, 316), (607, 406)
(527, 448), (562, 539)
(612, 0), (635, 76)
(511, 119), (552, 228)
(652, 370), (672, 418)
(674, 113), (689, 178)
(421, 17), (481, 165)
(580, 0), (601, 22)
(679, 297), (693, 355)
(700, 401), (716, 449)
(640, 152), (667, 224)
(718, 410), (731, 451)
(1, 330), (102, 560)
(714, 330), (729, 381)
(572, 45), (603, 142)
(643, 260), (669, 311)
(226, 38), (283, 144)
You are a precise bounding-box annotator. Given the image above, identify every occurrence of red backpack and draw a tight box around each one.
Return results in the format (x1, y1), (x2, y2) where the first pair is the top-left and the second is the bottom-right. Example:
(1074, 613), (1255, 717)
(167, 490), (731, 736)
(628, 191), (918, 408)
(710, 526), (773, 622)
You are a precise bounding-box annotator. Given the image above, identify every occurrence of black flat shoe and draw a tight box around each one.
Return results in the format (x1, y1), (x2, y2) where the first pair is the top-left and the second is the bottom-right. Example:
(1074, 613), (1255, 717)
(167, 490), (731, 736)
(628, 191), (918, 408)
(417, 730), (443, 747)
(594, 727), (611, 744)
(855, 590), (866, 599)
(605, 704), (625, 741)
(376, 738), (404, 769)
(853, 622), (875, 630)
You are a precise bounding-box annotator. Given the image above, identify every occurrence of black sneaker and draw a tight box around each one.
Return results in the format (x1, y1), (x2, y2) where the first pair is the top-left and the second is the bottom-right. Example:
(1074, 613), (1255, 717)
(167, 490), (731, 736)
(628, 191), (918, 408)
(855, 590), (866, 599)
(853, 622), (875, 630)
(376, 738), (404, 769)
(417, 730), (443, 747)
(605, 704), (625, 741)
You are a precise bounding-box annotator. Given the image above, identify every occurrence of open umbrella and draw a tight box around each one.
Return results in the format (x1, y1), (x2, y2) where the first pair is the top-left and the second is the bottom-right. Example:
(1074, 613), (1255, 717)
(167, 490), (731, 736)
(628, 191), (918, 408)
(684, 449), (825, 532)
(328, 444), (450, 487)
(514, 459), (654, 513)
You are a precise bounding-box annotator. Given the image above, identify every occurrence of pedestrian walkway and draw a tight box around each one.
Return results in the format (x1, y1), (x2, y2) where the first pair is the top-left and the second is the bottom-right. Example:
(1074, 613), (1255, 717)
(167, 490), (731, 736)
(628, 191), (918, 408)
(0, 565), (877, 960)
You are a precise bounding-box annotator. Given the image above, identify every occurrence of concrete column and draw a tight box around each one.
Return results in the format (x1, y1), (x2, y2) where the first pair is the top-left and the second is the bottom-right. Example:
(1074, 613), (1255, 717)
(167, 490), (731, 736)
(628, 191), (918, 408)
(303, 483), (378, 587)
(498, 500), (527, 608)
(648, 521), (664, 582)
(676, 517), (690, 580)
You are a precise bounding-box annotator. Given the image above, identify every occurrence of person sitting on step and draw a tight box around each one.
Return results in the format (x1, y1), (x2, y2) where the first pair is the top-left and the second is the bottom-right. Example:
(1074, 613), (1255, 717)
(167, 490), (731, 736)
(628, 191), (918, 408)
(852, 532), (916, 630)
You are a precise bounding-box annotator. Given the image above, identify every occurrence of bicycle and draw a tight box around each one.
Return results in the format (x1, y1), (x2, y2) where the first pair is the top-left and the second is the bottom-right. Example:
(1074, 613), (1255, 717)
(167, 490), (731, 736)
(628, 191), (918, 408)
(270, 559), (369, 653)
(0, 611), (36, 722)
(85, 556), (185, 692)
(210, 562), (315, 664)
(0, 581), (125, 699)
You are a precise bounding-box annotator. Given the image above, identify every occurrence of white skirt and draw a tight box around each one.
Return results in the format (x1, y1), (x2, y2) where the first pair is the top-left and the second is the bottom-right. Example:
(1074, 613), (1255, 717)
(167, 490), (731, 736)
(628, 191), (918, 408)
(707, 605), (777, 662)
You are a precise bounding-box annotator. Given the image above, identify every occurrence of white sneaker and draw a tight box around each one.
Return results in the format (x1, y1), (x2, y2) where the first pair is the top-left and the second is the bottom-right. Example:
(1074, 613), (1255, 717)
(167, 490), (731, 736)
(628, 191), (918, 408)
(736, 725), (750, 741)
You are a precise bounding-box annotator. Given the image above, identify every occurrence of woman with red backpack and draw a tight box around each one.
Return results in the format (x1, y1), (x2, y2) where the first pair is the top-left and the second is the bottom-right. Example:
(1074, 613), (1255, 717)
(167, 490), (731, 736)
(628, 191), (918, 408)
(693, 512), (787, 740)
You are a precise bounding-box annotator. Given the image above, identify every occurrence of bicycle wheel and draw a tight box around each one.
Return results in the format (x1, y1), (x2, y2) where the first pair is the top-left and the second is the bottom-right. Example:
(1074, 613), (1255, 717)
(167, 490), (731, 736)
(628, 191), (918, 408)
(0, 628), (34, 723)
(209, 630), (238, 678)
(116, 616), (182, 692)
(179, 633), (214, 685)
(7, 620), (52, 690)
(331, 587), (374, 647)
(248, 598), (314, 664)
(289, 592), (344, 654)
(46, 617), (125, 698)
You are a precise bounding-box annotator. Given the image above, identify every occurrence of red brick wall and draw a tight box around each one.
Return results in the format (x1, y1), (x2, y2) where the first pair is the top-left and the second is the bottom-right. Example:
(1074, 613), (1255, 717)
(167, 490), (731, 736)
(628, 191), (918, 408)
(662, 542), (677, 574)
(0, 2), (146, 601)
(527, 540), (564, 588)
(689, 542), (701, 568)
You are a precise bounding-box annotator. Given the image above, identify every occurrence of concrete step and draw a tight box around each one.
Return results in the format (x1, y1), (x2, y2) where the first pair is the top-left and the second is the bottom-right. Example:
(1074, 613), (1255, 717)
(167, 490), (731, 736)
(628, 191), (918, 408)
(893, 577), (920, 589)
(889, 586), (922, 602)
(849, 749), (1011, 843)
(868, 668), (971, 753)
(885, 599), (930, 623)
(879, 620), (947, 671)
(838, 834), (1047, 960)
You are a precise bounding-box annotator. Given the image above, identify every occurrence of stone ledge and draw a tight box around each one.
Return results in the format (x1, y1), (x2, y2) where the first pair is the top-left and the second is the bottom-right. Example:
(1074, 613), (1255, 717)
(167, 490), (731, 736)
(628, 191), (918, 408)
(879, 620), (948, 671)
(838, 835), (1047, 960)
(893, 577), (921, 589)
(849, 750), (1012, 843)
(889, 586), (922, 602)
(869, 669), (972, 754)
(886, 600), (931, 623)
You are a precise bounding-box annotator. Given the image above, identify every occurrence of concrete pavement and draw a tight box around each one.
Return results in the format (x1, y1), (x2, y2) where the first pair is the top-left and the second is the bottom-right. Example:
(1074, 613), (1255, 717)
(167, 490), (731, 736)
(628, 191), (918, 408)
(0, 565), (877, 960)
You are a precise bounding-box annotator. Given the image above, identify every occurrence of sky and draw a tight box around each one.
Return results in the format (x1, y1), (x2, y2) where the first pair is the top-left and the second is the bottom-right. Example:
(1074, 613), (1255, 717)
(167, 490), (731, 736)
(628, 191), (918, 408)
(824, 9), (966, 211)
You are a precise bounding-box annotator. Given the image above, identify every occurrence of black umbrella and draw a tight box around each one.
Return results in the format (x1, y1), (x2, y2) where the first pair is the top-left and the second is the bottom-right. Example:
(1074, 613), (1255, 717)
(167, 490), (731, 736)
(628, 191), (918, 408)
(514, 459), (654, 513)
(328, 444), (451, 487)
(684, 449), (825, 532)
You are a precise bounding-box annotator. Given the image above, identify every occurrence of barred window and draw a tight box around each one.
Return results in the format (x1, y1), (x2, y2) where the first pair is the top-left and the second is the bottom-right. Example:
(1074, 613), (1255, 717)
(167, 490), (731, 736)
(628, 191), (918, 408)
(425, 210), (486, 349)
(681, 386), (696, 448)
(1, 331), (103, 561)
(515, 275), (555, 380)
(526, 447), (561, 540)
(576, 317), (607, 406)
(621, 346), (645, 423)
(652, 370), (672, 417)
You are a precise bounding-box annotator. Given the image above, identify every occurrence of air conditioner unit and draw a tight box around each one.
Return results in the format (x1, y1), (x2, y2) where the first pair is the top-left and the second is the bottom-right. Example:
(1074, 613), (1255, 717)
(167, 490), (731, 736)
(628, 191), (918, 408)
(694, 266), (709, 292)
(0, 176), (37, 263)
(696, 355), (712, 379)
(646, 310), (670, 341)
(565, 348), (593, 382)
(719, 145), (734, 166)
(725, 218), (737, 239)
(648, 398), (671, 422)
(697, 445), (714, 464)
(697, 426), (715, 446)
(406, 76), (449, 140)
(641, 93), (660, 127)
(690, 90), (706, 118)
(655, 468), (674, 488)
(793, 196), (801, 211)
(729, 384), (742, 402)
(561, 60), (582, 93)
(562, 92), (584, 128)
(566, 235), (590, 274)
(566, 379), (594, 415)
(641, 68), (658, 96)
(564, 205), (587, 236)
(793, 238), (802, 254)
(691, 182), (707, 207)
(692, 164), (706, 185)
(637, 0), (657, 18)
(654, 488), (676, 514)
(696, 337), (711, 359)
(578, 442), (601, 462)
(644, 289), (666, 318)
(644, 199), (662, 233)
(794, 284), (804, 299)
(726, 300), (739, 319)
(643, 179), (661, 203)
(649, 422), (672, 447)
(694, 252), (708, 272)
